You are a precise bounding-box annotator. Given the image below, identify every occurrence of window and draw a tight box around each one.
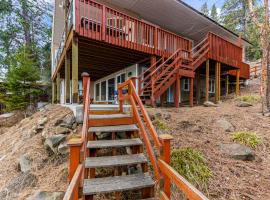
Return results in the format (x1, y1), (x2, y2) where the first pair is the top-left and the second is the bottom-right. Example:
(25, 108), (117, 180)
(128, 71), (133, 77)
(101, 81), (107, 101)
(117, 73), (126, 84)
(209, 79), (215, 93)
(183, 79), (190, 91)
(108, 78), (115, 101)
(95, 83), (100, 101)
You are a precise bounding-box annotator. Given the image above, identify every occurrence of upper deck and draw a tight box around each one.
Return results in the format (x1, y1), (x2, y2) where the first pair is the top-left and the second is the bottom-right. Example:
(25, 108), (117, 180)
(52, 0), (249, 80)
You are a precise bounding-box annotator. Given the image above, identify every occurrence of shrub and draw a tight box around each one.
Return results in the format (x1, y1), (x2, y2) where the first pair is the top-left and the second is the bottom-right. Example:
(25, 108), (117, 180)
(153, 119), (168, 130)
(231, 131), (261, 148)
(237, 95), (261, 103)
(170, 147), (212, 192)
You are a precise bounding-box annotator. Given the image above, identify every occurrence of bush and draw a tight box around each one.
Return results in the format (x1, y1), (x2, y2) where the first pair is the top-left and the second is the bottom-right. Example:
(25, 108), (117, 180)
(170, 147), (212, 192)
(237, 95), (261, 103)
(153, 119), (168, 130)
(231, 131), (261, 148)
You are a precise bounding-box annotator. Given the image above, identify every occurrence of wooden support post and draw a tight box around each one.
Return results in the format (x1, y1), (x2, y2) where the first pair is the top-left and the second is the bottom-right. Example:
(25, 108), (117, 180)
(65, 52), (71, 104)
(236, 69), (240, 96)
(67, 138), (83, 200)
(159, 134), (173, 198)
(226, 75), (229, 96)
(205, 60), (209, 102)
(174, 75), (180, 108)
(52, 80), (56, 104)
(150, 56), (157, 107)
(82, 72), (90, 111)
(218, 62), (221, 101)
(196, 71), (201, 105)
(215, 62), (218, 103)
(189, 78), (194, 107)
(56, 72), (61, 104)
(118, 87), (123, 113)
(72, 36), (79, 103)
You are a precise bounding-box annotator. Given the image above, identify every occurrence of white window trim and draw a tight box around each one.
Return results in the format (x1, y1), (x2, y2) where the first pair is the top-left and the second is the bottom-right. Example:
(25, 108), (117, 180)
(183, 78), (190, 92)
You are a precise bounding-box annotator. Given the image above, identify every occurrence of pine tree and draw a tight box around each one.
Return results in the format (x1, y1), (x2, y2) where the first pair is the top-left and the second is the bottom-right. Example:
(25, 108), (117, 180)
(200, 2), (209, 16)
(211, 4), (219, 22)
(0, 46), (42, 112)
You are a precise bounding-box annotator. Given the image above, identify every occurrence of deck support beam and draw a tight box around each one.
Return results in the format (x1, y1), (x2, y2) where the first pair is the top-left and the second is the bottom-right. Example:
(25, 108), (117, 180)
(205, 60), (209, 102)
(226, 75), (229, 96)
(72, 36), (79, 103)
(174, 74), (180, 108)
(236, 69), (240, 96)
(189, 77), (194, 107)
(150, 56), (157, 107)
(196, 71), (201, 105)
(215, 62), (221, 103)
(65, 52), (71, 104)
(56, 72), (60, 104)
(52, 80), (56, 104)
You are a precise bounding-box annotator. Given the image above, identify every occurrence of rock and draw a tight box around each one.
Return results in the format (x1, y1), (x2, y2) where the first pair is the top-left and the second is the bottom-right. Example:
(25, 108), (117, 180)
(220, 143), (255, 161)
(264, 112), (270, 117)
(22, 128), (37, 140)
(203, 101), (218, 107)
(58, 142), (68, 155)
(59, 114), (76, 129)
(0, 173), (37, 199)
(96, 132), (111, 139)
(148, 113), (155, 121)
(44, 134), (67, 154)
(38, 117), (48, 126)
(55, 126), (70, 135)
(216, 118), (234, 132)
(237, 101), (253, 107)
(19, 154), (32, 173)
(26, 191), (64, 200)
(163, 113), (171, 120)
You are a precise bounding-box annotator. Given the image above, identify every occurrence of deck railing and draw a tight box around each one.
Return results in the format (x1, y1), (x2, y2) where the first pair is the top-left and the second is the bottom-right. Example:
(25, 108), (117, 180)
(208, 32), (243, 69)
(75, 0), (192, 56)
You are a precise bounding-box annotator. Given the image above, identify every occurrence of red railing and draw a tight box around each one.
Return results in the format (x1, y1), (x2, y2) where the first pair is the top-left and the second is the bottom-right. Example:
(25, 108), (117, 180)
(118, 79), (209, 200)
(208, 32), (243, 69)
(75, 0), (192, 56)
(64, 73), (91, 200)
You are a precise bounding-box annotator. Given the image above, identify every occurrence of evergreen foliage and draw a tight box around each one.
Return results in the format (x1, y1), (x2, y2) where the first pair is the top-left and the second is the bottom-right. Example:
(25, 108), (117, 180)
(200, 2), (209, 16)
(210, 4), (219, 22)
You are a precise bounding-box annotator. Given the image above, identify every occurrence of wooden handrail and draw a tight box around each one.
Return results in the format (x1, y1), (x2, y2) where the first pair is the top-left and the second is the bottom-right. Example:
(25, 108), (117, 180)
(138, 56), (164, 80)
(158, 159), (209, 200)
(63, 164), (83, 200)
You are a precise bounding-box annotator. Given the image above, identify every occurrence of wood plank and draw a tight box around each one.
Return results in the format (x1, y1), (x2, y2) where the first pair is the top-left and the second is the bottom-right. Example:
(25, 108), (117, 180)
(85, 154), (147, 168)
(89, 124), (138, 133)
(83, 173), (154, 195)
(87, 138), (142, 149)
(89, 114), (131, 119)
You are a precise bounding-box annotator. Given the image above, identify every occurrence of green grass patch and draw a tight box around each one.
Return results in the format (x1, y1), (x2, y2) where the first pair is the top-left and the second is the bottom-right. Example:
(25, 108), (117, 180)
(237, 95), (261, 103)
(153, 119), (168, 130)
(231, 131), (261, 148)
(170, 147), (212, 192)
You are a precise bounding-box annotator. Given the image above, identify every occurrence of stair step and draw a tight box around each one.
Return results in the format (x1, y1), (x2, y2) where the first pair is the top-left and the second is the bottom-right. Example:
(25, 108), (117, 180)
(87, 138), (143, 149)
(89, 124), (138, 133)
(83, 173), (154, 195)
(85, 154), (147, 168)
(89, 113), (131, 119)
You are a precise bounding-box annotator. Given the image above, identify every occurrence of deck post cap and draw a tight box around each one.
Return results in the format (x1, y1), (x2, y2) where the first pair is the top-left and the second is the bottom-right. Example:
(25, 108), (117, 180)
(81, 72), (90, 77)
(67, 137), (83, 146)
(159, 134), (173, 141)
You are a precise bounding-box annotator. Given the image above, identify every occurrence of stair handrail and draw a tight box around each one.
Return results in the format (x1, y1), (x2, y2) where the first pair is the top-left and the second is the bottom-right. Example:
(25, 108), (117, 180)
(65, 72), (91, 200)
(192, 37), (208, 53)
(118, 79), (209, 200)
(138, 56), (164, 80)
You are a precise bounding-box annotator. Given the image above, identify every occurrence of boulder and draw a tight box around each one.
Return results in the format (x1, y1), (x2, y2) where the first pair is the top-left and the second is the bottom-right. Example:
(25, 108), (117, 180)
(26, 191), (64, 200)
(19, 154), (32, 173)
(237, 101), (253, 107)
(55, 126), (70, 135)
(216, 118), (234, 132)
(44, 134), (67, 154)
(59, 114), (76, 129)
(58, 142), (68, 155)
(38, 117), (48, 126)
(220, 143), (255, 161)
(203, 101), (218, 107)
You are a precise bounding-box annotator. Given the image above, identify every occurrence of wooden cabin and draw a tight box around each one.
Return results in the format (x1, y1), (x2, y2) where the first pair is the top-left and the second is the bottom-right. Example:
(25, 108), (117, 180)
(51, 0), (250, 107)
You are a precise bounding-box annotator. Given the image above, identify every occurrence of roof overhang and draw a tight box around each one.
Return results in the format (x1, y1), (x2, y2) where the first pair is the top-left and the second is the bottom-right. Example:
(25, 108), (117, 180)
(99, 0), (251, 46)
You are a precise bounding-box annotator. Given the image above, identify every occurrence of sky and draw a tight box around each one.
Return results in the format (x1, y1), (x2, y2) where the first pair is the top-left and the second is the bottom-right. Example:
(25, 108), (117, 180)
(183, 0), (224, 12)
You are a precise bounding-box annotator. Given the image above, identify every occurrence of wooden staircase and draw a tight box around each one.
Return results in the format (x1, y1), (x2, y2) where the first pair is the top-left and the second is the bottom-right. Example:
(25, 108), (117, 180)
(139, 49), (194, 105)
(64, 74), (209, 200)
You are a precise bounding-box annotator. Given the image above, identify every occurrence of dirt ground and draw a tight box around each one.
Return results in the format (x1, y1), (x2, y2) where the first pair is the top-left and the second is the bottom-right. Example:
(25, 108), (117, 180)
(0, 105), (73, 199)
(147, 78), (270, 200)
